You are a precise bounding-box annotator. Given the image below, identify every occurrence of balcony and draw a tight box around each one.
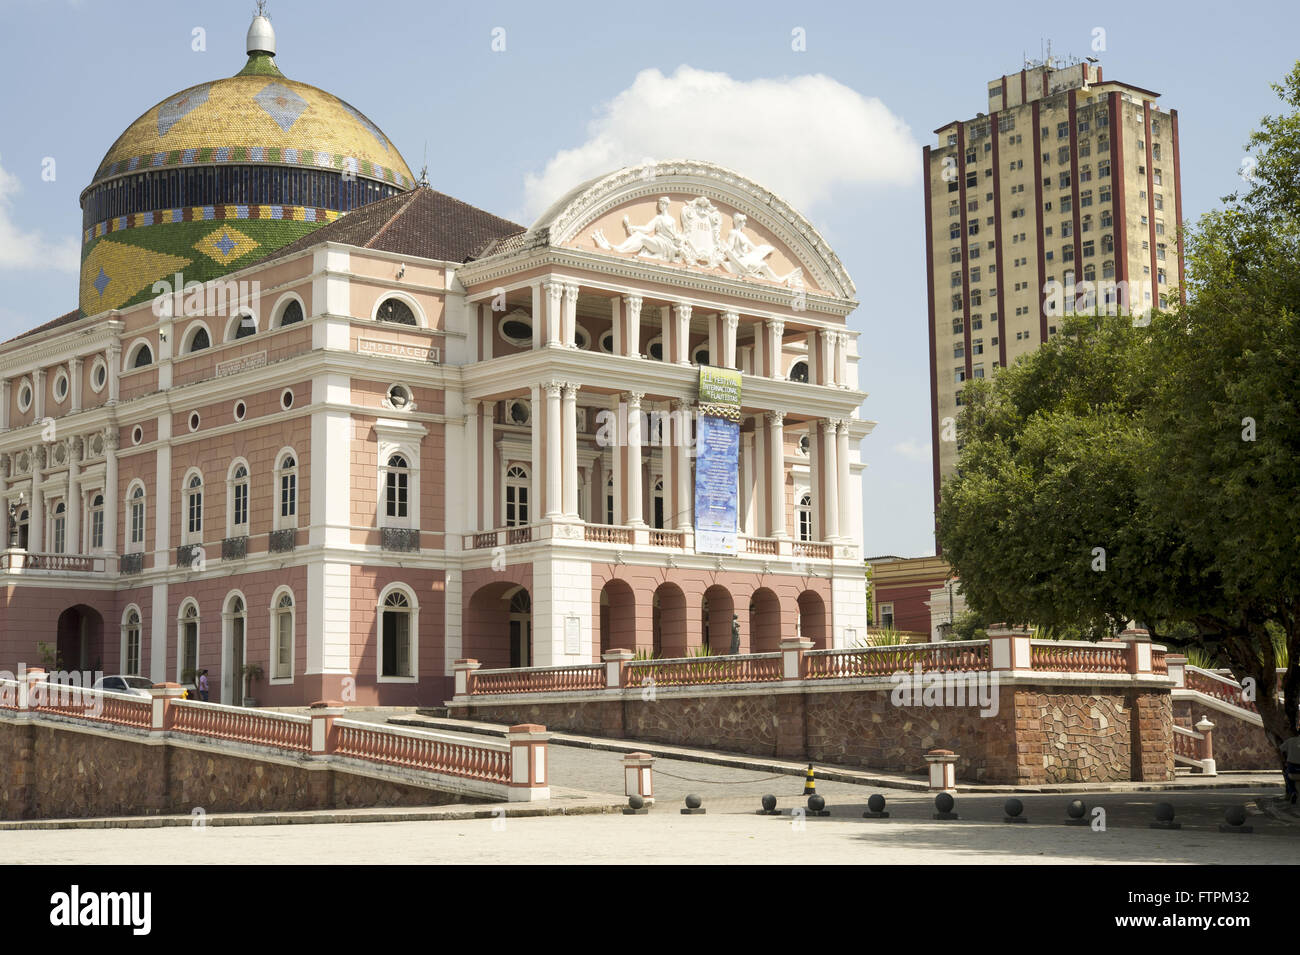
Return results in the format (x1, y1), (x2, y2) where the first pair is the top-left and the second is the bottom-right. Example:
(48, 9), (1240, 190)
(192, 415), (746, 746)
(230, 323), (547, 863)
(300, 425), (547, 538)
(268, 528), (296, 553)
(0, 551), (109, 574)
(462, 522), (839, 562)
(380, 527), (420, 552)
(176, 543), (203, 569)
(120, 553), (145, 575)
(221, 536), (248, 561)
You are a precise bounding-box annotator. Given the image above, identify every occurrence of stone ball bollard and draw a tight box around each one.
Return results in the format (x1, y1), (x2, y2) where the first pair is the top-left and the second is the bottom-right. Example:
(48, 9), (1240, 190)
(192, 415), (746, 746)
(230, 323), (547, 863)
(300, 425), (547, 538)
(1150, 801), (1180, 829)
(681, 793), (706, 815)
(1225, 805), (1247, 827)
(1003, 797), (1026, 823)
(863, 793), (889, 819)
(628, 794), (644, 809)
(1064, 798), (1088, 825)
(757, 793), (780, 816)
(807, 794), (828, 815)
(933, 791), (958, 819)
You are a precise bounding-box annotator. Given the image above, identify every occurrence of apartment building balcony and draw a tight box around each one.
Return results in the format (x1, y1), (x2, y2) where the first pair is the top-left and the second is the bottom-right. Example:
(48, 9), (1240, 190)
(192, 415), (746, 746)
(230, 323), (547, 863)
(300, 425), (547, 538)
(0, 549), (110, 574)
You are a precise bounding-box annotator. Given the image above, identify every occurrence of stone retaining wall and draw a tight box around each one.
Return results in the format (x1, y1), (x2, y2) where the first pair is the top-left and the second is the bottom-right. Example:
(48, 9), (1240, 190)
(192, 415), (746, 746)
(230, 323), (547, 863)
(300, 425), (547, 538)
(454, 682), (1174, 784)
(0, 721), (482, 820)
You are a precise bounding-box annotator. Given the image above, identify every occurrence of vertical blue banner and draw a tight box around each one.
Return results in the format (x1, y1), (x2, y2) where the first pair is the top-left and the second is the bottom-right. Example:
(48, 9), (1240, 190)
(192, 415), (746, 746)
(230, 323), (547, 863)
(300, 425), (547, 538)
(694, 414), (739, 554)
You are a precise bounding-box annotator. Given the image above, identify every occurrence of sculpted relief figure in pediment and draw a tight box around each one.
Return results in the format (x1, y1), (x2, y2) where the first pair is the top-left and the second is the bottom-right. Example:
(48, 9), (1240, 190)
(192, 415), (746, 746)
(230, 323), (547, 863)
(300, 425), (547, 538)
(592, 196), (801, 286)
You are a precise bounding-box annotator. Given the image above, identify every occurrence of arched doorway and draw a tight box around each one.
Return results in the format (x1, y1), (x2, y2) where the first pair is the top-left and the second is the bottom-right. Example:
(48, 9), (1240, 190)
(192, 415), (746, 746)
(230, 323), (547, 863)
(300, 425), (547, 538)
(55, 605), (104, 672)
(599, 579), (636, 656)
(749, 587), (782, 652)
(465, 582), (531, 669)
(652, 582), (687, 658)
(224, 593), (247, 705)
(702, 585), (735, 654)
(797, 590), (828, 649)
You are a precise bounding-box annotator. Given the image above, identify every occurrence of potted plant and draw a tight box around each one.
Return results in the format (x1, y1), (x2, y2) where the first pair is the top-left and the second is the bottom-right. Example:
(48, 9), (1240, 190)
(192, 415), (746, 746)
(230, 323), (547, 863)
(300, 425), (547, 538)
(241, 662), (263, 707)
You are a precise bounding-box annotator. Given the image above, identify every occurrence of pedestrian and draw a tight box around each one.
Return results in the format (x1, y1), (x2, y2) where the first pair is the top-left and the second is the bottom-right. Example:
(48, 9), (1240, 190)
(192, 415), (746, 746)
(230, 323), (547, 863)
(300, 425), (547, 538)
(198, 669), (209, 703)
(1283, 726), (1300, 805)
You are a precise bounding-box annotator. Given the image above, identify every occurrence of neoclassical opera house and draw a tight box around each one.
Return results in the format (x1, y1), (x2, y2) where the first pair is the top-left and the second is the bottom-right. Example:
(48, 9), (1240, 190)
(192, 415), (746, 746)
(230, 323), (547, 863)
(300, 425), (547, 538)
(0, 15), (871, 705)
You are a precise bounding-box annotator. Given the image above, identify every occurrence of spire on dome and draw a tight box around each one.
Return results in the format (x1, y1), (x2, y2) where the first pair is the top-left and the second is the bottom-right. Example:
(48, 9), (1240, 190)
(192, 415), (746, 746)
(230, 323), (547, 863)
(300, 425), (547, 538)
(239, 4), (283, 77)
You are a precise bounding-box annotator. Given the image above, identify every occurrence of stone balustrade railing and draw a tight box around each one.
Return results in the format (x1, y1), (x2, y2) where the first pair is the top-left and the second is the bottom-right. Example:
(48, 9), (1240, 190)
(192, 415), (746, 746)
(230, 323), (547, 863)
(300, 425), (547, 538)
(454, 632), (1169, 700)
(0, 671), (551, 801)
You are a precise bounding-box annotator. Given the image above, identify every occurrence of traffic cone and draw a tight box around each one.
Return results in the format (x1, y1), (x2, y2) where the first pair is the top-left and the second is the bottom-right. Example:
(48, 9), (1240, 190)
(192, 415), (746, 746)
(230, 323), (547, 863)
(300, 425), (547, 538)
(803, 763), (816, 796)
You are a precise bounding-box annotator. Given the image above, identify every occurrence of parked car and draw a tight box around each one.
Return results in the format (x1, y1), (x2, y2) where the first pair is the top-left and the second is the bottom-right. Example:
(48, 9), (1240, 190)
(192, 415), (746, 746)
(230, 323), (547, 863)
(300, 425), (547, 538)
(91, 675), (154, 698)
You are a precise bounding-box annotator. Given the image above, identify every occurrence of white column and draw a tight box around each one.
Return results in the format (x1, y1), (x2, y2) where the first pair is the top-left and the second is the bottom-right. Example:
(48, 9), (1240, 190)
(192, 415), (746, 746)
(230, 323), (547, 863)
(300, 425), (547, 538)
(610, 395), (623, 524)
(67, 439), (81, 553)
(723, 312), (739, 369)
(836, 419), (851, 541)
(69, 358), (83, 413)
(611, 297), (622, 356)
(107, 343), (121, 404)
(544, 281), (563, 347)
(544, 381), (562, 516)
(821, 419), (839, 541)
(673, 303), (692, 364)
(740, 428), (755, 535)
(531, 284), (543, 350)
(104, 431), (119, 565)
(767, 411), (787, 538)
(465, 401), (480, 532)
(562, 383), (579, 517)
(1, 379), (9, 429)
(29, 457), (44, 551)
(835, 332), (848, 388)
(625, 392), (645, 526)
(658, 305), (672, 363)
(623, 295), (642, 358)
(32, 370), (45, 422)
(482, 402), (496, 529)
(154, 415), (172, 568)
(673, 401), (693, 529)
(562, 284), (579, 348)
(766, 320), (786, 379)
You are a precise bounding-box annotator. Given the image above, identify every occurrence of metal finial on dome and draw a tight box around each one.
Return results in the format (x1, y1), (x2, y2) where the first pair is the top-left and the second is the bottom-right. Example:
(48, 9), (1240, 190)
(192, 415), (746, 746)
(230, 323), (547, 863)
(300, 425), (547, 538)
(247, 5), (276, 57)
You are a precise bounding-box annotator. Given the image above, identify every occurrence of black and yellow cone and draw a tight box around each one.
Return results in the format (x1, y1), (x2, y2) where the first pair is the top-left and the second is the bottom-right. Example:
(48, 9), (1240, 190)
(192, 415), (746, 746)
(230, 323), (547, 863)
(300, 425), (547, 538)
(803, 763), (816, 796)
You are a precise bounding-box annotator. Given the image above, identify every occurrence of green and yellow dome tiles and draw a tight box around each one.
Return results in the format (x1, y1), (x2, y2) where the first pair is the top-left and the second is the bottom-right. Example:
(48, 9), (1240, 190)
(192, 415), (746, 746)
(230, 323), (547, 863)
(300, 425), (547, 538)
(78, 14), (414, 318)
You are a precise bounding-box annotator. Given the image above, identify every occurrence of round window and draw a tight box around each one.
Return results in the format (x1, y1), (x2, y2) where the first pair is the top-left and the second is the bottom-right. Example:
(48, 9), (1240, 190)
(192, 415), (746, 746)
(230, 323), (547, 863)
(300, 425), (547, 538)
(599, 331), (614, 354)
(387, 384), (411, 409)
(281, 389), (294, 410)
(91, 360), (108, 392)
(54, 373), (68, 401)
(507, 399), (530, 425)
(17, 383), (31, 412)
(132, 425), (144, 446)
(188, 412), (200, 432)
(234, 401), (247, 422)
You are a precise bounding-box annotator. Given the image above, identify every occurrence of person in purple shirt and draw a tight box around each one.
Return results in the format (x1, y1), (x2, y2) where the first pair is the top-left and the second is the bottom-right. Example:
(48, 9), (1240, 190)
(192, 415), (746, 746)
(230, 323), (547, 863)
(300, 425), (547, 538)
(198, 669), (210, 702)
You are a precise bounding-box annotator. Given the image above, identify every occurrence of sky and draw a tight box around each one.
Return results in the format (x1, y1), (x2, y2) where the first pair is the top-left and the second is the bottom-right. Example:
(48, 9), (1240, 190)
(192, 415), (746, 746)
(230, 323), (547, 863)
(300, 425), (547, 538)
(0, 0), (1296, 558)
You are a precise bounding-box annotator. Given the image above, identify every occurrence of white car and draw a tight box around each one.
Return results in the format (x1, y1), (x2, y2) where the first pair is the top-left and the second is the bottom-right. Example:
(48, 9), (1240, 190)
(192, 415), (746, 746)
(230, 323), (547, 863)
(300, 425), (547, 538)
(92, 675), (154, 698)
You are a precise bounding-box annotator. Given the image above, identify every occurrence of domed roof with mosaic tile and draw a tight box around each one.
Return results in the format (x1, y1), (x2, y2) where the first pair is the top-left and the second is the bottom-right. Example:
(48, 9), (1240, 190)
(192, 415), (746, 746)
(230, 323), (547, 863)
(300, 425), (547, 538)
(77, 13), (414, 318)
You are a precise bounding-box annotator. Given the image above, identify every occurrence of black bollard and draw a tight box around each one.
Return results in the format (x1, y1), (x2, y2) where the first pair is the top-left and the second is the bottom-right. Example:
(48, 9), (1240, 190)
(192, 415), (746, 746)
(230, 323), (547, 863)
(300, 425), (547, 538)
(756, 793), (781, 816)
(806, 794), (829, 817)
(1218, 805), (1253, 834)
(863, 793), (890, 819)
(1149, 801), (1181, 830)
(1003, 797), (1027, 824)
(681, 793), (706, 815)
(623, 793), (649, 815)
(933, 791), (959, 820)
(1064, 798), (1089, 826)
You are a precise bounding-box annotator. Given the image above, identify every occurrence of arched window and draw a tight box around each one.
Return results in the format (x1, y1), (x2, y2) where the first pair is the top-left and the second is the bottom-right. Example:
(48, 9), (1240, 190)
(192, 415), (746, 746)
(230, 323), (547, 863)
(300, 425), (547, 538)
(789, 360), (810, 383)
(605, 473), (615, 526)
(376, 297), (417, 326)
(797, 493), (814, 542)
(178, 602), (199, 682)
(185, 325), (211, 354)
(384, 454), (409, 520)
(380, 589), (414, 678)
(505, 464), (529, 527)
(230, 311), (257, 341)
(129, 485), (146, 549)
(226, 594), (247, 704)
(277, 453), (297, 528)
(90, 493), (105, 550)
(652, 477), (665, 529)
(692, 344), (710, 366)
(17, 508), (29, 550)
(52, 502), (66, 553)
(273, 591), (293, 680)
(185, 473), (204, 539)
(229, 463), (249, 535)
(278, 299), (304, 326)
(131, 343), (153, 368)
(122, 608), (142, 676)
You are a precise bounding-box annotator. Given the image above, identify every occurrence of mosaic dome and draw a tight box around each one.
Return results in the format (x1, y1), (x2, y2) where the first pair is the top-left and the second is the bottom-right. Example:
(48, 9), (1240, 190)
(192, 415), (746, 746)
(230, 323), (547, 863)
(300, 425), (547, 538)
(78, 14), (414, 317)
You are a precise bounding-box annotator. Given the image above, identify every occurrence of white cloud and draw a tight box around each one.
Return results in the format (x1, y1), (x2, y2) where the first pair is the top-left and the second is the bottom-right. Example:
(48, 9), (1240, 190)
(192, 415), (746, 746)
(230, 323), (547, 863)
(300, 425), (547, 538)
(892, 437), (931, 462)
(0, 159), (79, 273)
(522, 66), (918, 221)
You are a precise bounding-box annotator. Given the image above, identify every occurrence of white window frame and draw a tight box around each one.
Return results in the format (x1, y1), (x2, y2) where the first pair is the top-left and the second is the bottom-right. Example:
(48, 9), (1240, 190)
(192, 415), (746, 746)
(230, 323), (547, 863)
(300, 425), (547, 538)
(124, 338), (154, 370)
(222, 591), (248, 702)
(503, 464), (531, 528)
(121, 605), (143, 676)
(376, 583), (419, 683)
(16, 378), (32, 413)
(180, 320), (213, 355)
(272, 291), (307, 329)
(878, 602), (895, 629)
(176, 599), (200, 683)
(375, 419), (426, 531)
(269, 586), (296, 685)
(51, 500), (67, 553)
(182, 468), (204, 545)
(226, 459), (250, 538)
(52, 368), (70, 405)
(371, 292), (425, 328)
(88, 491), (105, 552)
(274, 448), (298, 531)
(498, 309), (533, 347)
(127, 481), (146, 552)
(796, 491), (813, 542)
(90, 357), (108, 394)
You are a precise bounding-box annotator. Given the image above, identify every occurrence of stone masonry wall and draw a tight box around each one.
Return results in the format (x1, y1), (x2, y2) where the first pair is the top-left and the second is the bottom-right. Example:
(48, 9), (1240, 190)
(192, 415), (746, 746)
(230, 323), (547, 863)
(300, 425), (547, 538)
(0, 722), (482, 820)
(1173, 699), (1279, 771)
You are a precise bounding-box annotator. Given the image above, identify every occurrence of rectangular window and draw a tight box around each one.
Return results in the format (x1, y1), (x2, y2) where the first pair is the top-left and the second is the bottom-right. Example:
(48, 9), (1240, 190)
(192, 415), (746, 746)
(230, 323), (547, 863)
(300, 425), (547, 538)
(281, 473), (296, 518)
(276, 611), (292, 679)
(879, 603), (895, 628)
(233, 483), (248, 529)
(188, 491), (202, 534)
(91, 507), (104, 550)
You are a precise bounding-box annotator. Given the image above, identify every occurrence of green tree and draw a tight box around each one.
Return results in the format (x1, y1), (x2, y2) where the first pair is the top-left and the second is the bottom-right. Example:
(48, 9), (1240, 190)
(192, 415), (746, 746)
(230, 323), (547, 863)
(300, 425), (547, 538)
(939, 63), (1300, 765)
